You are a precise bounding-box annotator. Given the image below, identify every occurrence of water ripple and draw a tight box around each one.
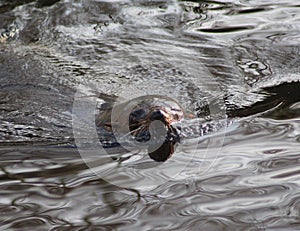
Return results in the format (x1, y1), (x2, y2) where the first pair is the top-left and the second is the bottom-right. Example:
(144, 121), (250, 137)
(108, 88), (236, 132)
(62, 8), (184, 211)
(0, 0), (300, 230)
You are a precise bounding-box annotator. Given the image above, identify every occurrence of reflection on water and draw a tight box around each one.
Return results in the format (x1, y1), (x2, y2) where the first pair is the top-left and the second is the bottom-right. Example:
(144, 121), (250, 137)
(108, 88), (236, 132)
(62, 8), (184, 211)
(0, 0), (300, 229)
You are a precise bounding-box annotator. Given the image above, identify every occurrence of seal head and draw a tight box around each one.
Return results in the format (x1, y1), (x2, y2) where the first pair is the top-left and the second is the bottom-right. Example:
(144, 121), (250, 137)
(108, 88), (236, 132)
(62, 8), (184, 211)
(96, 96), (183, 161)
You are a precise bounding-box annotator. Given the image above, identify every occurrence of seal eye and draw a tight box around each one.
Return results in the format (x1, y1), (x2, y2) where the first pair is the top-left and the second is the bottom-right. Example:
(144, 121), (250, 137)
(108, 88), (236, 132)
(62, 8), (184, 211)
(150, 110), (165, 121)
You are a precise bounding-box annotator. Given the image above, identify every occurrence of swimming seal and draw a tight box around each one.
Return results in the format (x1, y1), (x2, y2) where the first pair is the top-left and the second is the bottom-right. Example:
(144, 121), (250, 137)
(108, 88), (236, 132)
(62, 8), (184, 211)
(96, 96), (184, 161)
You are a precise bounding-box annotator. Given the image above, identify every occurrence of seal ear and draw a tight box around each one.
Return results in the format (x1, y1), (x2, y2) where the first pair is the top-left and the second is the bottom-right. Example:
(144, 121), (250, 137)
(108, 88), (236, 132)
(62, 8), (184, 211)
(148, 141), (175, 162)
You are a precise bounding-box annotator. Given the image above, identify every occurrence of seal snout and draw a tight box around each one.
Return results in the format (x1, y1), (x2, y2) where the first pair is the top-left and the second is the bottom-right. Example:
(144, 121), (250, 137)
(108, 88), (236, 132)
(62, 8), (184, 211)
(150, 109), (165, 122)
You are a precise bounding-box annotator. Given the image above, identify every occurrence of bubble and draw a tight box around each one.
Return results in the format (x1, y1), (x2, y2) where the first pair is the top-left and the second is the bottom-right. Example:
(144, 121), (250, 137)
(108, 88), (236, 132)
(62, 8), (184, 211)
(72, 62), (227, 191)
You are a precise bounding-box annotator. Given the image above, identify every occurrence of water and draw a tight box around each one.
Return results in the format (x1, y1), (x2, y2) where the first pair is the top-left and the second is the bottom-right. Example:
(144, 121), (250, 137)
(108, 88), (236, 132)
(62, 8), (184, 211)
(0, 0), (300, 230)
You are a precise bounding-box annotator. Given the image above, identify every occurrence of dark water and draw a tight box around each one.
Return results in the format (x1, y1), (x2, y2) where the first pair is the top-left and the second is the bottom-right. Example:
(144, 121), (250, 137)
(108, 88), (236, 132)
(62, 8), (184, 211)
(1, 0), (300, 230)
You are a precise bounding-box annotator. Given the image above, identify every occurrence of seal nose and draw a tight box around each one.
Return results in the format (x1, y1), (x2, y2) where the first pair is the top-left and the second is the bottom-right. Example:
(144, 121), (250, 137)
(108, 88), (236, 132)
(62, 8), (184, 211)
(150, 110), (165, 121)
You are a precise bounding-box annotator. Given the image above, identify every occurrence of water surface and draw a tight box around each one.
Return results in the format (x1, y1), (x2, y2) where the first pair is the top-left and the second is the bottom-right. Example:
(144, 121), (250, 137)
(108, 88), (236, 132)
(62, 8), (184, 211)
(0, 0), (300, 230)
